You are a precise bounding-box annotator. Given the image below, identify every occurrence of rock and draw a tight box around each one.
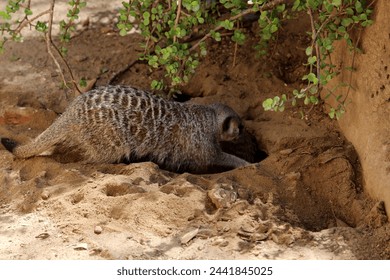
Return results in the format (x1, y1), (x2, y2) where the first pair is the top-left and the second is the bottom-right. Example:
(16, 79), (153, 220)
(94, 226), (103, 234)
(70, 191), (84, 204)
(180, 228), (199, 244)
(208, 187), (237, 209)
(41, 191), (50, 200)
(212, 237), (229, 247)
(74, 243), (88, 251)
(35, 233), (50, 240)
(238, 229), (268, 241)
(74, 55), (88, 62)
(240, 222), (257, 233)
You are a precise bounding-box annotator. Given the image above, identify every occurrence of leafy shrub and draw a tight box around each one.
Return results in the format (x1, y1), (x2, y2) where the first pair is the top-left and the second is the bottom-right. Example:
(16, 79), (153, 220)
(0, 0), (374, 118)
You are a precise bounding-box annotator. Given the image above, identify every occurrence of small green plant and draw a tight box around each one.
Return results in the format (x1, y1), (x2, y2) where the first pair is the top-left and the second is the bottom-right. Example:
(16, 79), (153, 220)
(261, 0), (373, 119)
(0, 0), (374, 117)
(59, 0), (87, 55)
(117, 0), (287, 92)
(117, 0), (373, 117)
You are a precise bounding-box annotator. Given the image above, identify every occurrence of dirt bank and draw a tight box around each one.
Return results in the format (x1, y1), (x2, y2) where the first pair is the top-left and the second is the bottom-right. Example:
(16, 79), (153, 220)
(324, 0), (390, 219)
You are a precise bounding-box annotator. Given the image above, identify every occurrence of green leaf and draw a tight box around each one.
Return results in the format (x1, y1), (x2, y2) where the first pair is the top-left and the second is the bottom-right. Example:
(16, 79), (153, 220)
(346, 7), (354, 15)
(143, 11), (150, 25)
(219, 19), (234, 30)
(307, 73), (319, 84)
(272, 96), (280, 107)
(148, 55), (159, 68)
(308, 56), (317, 65)
(292, 97), (297, 106)
(190, 1), (200, 12)
(359, 13), (368, 21)
(324, 3), (334, 13)
(307, 0), (319, 9)
(362, 20), (373, 27)
(329, 108), (335, 119)
(119, 29), (128, 36)
(270, 24), (278, 33)
(332, 0), (342, 7)
(0, 11), (11, 20)
(310, 96), (319, 104)
(211, 31), (221, 41)
(355, 1), (363, 13)
(60, 46), (68, 56)
(292, 0), (301, 11)
(35, 21), (48, 32)
(143, 11), (150, 19)
(151, 79), (164, 90)
(309, 85), (318, 94)
(262, 98), (274, 111)
(341, 18), (354, 27)
(24, 8), (33, 16)
(305, 46), (313, 56)
(79, 77), (87, 87)
(232, 30), (246, 45)
(79, 2), (87, 9)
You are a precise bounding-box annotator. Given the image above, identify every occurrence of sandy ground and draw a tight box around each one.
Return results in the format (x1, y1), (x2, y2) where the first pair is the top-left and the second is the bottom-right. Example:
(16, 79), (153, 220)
(0, 1), (389, 260)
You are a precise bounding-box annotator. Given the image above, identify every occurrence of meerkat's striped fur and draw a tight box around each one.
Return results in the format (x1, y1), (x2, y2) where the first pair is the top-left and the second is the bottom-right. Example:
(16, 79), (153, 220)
(1, 85), (249, 173)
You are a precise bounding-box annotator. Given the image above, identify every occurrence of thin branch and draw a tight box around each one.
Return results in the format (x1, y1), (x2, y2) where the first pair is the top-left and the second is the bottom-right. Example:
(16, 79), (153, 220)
(60, 0), (81, 40)
(190, 0), (288, 51)
(307, 8), (321, 88)
(45, 0), (67, 89)
(173, 0), (182, 43)
(14, 9), (51, 34)
(233, 41), (238, 67)
(45, 0), (81, 94)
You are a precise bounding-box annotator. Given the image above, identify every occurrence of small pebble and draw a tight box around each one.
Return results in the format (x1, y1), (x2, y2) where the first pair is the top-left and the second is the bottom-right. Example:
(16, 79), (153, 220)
(35, 233), (50, 240)
(213, 237), (229, 247)
(180, 228), (199, 244)
(41, 191), (50, 200)
(74, 243), (88, 251)
(94, 226), (103, 234)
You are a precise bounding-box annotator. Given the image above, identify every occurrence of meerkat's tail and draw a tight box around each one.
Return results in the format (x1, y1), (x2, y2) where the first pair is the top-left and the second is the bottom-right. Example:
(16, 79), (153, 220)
(1, 117), (69, 159)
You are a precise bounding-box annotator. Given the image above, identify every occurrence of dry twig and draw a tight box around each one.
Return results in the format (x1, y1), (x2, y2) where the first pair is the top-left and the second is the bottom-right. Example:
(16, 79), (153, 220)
(173, 0), (182, 43)
(45, 0), (81, 95)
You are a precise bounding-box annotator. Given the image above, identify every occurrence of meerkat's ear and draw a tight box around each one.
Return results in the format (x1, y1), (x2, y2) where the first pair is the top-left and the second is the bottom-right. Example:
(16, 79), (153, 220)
(1, 138), (18, 153)
(220, 117), (243, 142)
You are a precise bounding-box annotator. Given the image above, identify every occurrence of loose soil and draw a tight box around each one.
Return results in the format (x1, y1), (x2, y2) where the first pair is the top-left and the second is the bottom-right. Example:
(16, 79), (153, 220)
(0, 5), (388, 260)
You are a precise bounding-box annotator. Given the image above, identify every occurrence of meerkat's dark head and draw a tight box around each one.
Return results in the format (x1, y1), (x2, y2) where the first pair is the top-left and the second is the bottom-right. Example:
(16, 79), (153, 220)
(209, 103), (244, 142)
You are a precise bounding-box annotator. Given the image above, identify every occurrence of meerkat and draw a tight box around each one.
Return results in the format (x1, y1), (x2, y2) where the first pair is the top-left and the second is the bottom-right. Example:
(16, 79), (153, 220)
(1, 85), (249, 173)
